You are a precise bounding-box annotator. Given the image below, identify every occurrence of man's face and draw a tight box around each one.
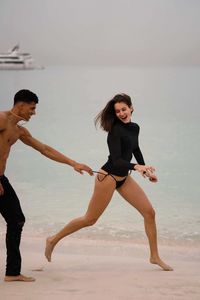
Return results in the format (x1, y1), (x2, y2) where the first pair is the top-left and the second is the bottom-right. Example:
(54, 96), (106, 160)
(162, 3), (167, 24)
(19, 102), (37, 121)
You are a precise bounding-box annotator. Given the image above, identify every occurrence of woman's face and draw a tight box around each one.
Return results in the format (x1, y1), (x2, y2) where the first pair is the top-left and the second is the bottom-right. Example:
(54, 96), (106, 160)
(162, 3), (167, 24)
(114, 102), (133, 123)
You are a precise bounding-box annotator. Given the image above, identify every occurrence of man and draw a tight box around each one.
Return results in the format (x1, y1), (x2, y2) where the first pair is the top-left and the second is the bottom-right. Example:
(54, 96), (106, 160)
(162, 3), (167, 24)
(0, 89), (93, 282)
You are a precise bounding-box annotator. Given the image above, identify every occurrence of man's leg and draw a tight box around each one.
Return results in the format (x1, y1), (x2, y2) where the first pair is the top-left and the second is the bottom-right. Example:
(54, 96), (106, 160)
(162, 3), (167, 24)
(0, 176), (35, 281)
(5, 220), (24, 276)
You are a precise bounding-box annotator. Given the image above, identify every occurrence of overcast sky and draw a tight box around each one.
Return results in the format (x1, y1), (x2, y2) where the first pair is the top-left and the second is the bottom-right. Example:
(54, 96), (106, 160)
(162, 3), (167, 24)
(0, 0), (200, 66)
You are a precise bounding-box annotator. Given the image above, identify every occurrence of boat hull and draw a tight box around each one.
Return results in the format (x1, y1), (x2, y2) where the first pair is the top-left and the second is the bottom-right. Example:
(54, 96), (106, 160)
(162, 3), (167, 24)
(0, 64), (35, 70)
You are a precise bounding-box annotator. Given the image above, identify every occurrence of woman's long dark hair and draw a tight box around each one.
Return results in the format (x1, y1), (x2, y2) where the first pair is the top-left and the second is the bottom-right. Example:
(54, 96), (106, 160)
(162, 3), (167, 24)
(95, 93), (133, 132)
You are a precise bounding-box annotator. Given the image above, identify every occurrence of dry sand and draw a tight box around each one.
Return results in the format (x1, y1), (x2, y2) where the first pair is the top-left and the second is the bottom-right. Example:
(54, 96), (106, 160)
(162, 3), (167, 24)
(0, 236), (200, 300)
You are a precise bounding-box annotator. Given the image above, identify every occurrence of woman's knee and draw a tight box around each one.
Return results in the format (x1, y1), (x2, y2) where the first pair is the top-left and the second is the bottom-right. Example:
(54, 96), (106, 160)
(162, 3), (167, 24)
(83, 215), (98, 227)
(143, 207), (156, 221)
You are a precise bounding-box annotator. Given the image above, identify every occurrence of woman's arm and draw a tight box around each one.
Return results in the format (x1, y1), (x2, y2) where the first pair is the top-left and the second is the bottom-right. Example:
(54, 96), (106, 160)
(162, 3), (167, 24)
(133, 146), (145, 166)
(132, 126), (157, 182)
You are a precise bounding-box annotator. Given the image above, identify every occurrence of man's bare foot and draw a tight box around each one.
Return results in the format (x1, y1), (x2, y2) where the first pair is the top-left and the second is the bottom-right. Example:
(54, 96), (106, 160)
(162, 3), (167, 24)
(150, 257), (173, 271)
(4, 274), (35, 282)
(45, 237), (55, 262)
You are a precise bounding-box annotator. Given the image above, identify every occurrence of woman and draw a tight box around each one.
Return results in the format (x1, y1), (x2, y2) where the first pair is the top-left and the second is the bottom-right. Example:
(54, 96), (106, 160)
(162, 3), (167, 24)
(45, 93), (173, 271)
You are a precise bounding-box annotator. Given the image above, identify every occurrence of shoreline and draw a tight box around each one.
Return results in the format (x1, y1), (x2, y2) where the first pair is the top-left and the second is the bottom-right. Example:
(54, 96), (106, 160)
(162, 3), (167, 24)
(1, 227), (200, 248)
(1, 236), (200, 300)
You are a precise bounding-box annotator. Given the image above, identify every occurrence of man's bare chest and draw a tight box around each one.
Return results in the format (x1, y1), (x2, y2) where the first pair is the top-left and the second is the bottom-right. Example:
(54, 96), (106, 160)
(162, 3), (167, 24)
(0, 125), (20, 146)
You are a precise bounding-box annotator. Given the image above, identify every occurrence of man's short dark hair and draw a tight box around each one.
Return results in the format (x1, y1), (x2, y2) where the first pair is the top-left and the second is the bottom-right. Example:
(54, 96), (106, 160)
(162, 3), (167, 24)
(14, 89), (39, 105)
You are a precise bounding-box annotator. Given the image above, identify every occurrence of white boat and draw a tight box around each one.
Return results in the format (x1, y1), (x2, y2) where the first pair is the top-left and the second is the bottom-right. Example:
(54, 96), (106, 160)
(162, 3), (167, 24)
(0, 44), (43, 70)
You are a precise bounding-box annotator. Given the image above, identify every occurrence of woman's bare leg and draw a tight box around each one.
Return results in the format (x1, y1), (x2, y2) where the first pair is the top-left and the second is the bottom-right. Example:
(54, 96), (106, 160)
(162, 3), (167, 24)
(117, 176), (173, 271)
(45, 173), (116, 261)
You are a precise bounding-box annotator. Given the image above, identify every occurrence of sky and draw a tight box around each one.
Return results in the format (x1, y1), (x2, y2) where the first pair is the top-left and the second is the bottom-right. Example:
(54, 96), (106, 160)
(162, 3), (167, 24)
(0, 0), (200, 66)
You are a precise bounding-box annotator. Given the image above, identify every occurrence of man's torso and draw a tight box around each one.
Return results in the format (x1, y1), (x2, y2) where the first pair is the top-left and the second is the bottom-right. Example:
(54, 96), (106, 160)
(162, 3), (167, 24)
(0, 111), (21, 175)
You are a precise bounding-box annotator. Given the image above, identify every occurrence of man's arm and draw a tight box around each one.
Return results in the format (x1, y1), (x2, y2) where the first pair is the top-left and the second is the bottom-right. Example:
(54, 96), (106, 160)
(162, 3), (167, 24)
(19, 127), (93, 175)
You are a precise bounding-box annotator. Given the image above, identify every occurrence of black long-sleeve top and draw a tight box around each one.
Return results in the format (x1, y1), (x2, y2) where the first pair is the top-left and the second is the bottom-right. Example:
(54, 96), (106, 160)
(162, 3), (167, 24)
(101, 120), (145, 176)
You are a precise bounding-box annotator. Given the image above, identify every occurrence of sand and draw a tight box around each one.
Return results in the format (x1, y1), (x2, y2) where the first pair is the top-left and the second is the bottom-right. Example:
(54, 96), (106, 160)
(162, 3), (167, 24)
(0, 236), (200, 300)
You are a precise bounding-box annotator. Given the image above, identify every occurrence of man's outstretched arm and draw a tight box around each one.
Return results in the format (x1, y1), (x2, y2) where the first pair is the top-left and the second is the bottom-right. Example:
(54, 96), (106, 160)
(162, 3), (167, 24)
(19, 127), (93, 175)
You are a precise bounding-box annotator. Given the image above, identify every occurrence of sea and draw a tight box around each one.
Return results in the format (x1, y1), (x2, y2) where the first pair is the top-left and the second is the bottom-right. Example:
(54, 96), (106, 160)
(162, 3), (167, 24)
(0, 65), (200, 246)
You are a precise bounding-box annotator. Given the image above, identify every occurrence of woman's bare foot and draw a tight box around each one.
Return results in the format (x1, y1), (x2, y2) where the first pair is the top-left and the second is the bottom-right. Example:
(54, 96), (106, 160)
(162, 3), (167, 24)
(45, 237), (55, 262)
(150, 257), (173, 271)
(4, 274), (35, 282)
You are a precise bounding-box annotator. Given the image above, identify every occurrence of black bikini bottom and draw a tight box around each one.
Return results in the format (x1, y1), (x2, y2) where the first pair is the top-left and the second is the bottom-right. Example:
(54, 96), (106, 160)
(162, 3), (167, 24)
(93, 171), (127, 189)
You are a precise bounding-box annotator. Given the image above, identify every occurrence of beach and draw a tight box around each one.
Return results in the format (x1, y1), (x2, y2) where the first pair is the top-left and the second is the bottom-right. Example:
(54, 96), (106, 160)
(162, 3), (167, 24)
(1, 0), (200, 296)
(0, 236), (200, 300)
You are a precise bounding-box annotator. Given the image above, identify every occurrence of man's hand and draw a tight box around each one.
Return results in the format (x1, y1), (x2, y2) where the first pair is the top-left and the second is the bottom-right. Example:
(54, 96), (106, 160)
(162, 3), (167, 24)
(73, 163), (93, 176)
(0, 182), (4, 196)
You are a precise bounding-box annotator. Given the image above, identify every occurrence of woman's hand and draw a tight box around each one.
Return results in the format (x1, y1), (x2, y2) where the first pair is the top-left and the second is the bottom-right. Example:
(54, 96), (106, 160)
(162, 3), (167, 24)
(147, 173), (158, 183)
(134, 164), (158, 183)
